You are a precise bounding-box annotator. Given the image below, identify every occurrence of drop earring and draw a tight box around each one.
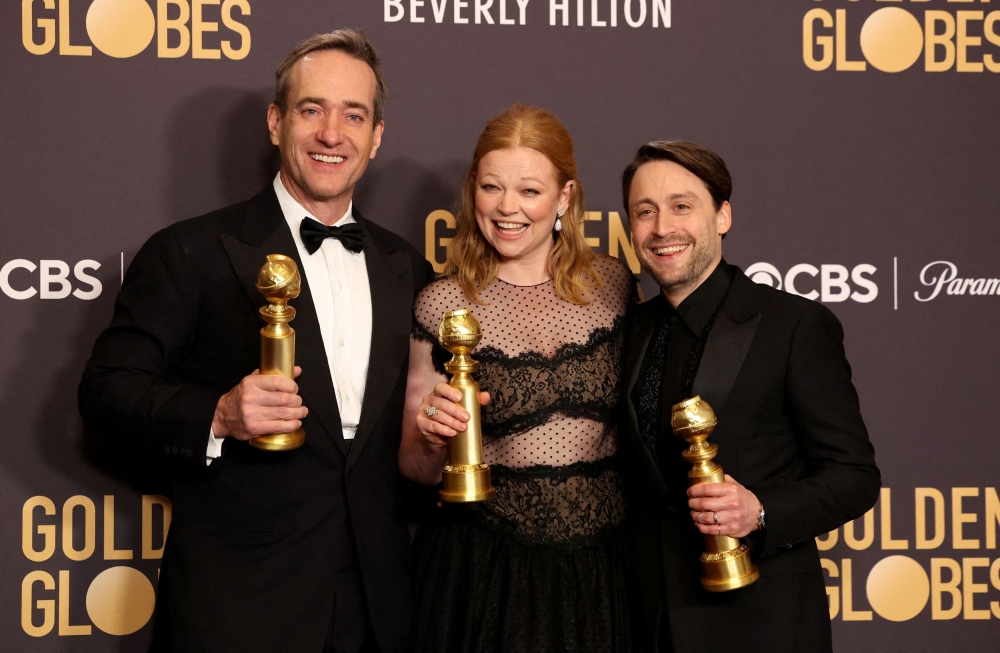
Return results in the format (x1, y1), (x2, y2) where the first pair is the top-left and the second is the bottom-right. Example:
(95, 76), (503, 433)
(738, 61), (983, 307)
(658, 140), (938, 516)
(554, 209), (565, 232)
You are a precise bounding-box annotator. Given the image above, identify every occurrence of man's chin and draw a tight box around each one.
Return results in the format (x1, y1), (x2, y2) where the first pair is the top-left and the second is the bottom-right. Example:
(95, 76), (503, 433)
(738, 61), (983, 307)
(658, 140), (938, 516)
(639, 259), (691, 290)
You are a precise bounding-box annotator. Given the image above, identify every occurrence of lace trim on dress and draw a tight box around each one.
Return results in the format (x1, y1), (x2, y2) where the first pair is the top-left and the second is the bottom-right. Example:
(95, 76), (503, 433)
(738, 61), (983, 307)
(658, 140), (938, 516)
(473, 458), (627, 548)
(412, 315), (627, 437)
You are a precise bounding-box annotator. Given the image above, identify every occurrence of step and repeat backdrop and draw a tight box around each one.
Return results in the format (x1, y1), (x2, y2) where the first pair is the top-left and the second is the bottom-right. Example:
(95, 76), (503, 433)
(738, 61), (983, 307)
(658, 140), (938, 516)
(3, 0), (999, 650)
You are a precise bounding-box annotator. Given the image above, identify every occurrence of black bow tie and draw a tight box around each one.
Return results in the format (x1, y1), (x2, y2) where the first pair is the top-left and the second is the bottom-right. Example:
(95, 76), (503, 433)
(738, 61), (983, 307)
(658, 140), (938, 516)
(299, 218), (367, 255)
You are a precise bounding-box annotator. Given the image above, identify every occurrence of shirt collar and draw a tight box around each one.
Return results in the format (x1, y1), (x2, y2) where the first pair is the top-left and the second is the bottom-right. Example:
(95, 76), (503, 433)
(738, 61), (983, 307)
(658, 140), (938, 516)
(670, 259), (734, 336)
(272, 172), (354, 233)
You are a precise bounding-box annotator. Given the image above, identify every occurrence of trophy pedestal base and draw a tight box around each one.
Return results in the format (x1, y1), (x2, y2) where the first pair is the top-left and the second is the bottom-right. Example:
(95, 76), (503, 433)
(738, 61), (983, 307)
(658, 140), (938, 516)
(700, 544), (760, 592)
(439, 464), (496, 503)
(250, 428), (305, 451)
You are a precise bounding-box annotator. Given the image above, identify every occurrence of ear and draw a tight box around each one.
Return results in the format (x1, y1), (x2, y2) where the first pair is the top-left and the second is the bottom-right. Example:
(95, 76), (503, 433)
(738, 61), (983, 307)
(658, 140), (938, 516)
(369, 120), (385, 160)
(716, 200), (732, 236)
(558, 179), (574, 214)
(266, 104), (281, 147)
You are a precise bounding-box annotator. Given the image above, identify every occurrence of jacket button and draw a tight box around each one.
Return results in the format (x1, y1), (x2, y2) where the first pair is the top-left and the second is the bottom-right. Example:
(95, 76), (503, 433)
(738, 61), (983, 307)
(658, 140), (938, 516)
(170, 446), (178, 455)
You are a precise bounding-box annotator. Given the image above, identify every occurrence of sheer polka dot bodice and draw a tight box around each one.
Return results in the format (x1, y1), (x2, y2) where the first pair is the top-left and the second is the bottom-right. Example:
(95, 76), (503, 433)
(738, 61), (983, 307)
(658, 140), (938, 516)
(413, 255), (636, 546)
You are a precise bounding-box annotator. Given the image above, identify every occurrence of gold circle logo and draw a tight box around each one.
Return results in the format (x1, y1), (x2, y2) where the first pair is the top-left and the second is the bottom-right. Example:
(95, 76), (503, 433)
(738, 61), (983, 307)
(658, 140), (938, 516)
(865, 555), (930, 621)
(86, 0), (156, 59)
(860, 7), (924, 73)
(85, 566), (156, 635)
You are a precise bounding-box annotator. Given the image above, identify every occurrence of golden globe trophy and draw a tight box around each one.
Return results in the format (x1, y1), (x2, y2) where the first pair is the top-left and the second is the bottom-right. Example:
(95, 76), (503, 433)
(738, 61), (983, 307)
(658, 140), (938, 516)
(251, 254), (305, 451)
(671, 396), (759, 592)
(437, 309), (495, 502)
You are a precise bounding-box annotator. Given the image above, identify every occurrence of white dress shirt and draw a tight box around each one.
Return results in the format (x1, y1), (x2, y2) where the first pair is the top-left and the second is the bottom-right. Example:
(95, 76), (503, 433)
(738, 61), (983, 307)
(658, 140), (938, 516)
(207, 174), (373, 463)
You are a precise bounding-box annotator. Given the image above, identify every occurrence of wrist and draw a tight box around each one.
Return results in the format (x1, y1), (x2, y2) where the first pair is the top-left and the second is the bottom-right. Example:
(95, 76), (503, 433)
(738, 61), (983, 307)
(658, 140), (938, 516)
(211, 396), (230, 438)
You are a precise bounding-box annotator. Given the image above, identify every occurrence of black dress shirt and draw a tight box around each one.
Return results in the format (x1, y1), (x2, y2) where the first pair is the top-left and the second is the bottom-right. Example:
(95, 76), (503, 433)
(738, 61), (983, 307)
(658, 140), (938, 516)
(633, 260), (734, 506)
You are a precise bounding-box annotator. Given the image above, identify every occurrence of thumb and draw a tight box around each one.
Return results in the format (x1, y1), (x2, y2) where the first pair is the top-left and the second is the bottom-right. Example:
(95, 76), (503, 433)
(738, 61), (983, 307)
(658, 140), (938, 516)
(479, 391), (491, 406)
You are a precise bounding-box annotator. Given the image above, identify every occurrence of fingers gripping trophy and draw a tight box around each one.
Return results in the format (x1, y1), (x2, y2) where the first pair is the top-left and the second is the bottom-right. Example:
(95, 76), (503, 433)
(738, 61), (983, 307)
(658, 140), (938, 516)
(252, 254), (305, 451)
(436, 309), (495, 503)
(671, 396), (758, 591)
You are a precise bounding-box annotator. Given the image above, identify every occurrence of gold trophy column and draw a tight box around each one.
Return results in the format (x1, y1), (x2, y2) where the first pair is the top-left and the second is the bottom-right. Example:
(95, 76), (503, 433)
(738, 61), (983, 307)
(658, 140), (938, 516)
(437, 309), (495, 503)
(671, 396), (758, 592)
(251, 254), (305, 451)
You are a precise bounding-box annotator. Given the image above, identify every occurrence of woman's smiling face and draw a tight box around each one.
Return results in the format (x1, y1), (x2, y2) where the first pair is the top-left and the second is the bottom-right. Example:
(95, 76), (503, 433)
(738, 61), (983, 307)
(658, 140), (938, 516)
(474, 146), (573, 266)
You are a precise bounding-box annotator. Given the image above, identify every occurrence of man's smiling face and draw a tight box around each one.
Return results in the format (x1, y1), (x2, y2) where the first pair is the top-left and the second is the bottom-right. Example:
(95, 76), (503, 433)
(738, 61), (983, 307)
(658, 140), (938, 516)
(628, 160), (731, 298)
(267, 49), (383, 219)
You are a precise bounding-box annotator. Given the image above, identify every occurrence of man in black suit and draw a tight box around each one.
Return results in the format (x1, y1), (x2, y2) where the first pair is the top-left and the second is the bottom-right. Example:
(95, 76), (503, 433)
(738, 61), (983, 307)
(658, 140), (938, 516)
(79, 30), (430, 653)
(618, 140), (880, 652)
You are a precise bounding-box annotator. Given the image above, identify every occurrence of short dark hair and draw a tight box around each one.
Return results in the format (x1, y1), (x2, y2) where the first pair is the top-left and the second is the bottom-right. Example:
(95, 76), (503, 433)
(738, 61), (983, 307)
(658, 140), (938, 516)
(621, 140), (732, 215)
(274, 29), (387, 125)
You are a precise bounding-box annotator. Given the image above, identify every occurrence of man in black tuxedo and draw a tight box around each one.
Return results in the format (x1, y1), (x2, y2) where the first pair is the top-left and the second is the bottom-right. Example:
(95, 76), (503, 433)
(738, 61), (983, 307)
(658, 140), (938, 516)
(618, 141), (880, 652)
(79, 30), (430, 653)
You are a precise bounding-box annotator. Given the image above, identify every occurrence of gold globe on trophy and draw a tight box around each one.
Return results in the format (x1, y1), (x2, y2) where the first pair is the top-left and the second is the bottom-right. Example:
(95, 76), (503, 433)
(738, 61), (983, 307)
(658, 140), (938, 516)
(252, 254), (305, 451)
(671, 396), (759, 592)
(436, 309), (495, 502)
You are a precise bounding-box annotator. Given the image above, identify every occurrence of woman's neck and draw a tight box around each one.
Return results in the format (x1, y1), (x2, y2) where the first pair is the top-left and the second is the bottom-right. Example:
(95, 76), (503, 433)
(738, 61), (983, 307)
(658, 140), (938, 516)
(497, 253), (551, 286)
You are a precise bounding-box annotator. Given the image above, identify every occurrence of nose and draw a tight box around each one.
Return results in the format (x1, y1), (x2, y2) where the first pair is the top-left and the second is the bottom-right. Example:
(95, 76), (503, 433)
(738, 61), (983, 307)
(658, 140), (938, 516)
(497, 190), (518, 216)
(651, 211), (679, 238)
(316, 116), (343, 148)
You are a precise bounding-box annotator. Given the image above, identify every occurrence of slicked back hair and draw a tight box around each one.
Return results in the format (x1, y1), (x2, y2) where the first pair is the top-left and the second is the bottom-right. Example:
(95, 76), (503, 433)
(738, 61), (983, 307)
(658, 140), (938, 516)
(621, 140), (732, 215)
(274, 28), (387, 125)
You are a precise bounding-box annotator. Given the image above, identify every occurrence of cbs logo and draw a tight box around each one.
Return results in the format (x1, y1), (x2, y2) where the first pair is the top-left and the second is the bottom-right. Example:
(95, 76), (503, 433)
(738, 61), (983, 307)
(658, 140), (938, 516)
(745, 262), (878, 304)
(0, 259), (102, 300)
(22, 0), (251, 59)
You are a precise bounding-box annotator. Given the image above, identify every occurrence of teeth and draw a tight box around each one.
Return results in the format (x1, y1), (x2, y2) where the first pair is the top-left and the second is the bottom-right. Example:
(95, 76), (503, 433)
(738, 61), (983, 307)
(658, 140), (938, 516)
(496, 222), (527, 231)
(653, 244), (689, 255)
(311, 154), (345, 164)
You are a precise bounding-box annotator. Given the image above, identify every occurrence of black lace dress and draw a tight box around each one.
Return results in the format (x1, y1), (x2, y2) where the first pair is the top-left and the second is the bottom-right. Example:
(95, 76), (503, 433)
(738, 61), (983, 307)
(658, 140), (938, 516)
(410, 256), (637, 653)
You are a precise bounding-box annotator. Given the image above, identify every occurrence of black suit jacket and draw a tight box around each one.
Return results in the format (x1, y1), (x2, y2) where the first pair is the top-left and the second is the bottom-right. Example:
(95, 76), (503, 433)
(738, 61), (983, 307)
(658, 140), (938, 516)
(79, 187), (432, 652)
(620, 266), (880, 653)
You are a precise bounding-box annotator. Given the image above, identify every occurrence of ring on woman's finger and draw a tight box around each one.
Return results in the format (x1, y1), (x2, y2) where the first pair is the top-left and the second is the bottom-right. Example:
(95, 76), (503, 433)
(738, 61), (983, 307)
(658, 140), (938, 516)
(423, 406), (438, 417)
(712, 511), (719, 525)
(717, 524), (722, 535)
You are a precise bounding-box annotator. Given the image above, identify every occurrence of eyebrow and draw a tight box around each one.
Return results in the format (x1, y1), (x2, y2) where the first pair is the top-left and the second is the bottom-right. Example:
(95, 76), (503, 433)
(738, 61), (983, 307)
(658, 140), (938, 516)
(479, 172), (548, 185)
(631, 192), (698, 208)
(295, 97), (372, 116)
(343, 100), (371, 116)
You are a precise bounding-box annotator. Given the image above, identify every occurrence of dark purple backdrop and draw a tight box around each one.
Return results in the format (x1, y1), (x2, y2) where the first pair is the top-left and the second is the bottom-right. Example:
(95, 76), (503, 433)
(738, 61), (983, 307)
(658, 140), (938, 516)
(3, 0), (999, 650)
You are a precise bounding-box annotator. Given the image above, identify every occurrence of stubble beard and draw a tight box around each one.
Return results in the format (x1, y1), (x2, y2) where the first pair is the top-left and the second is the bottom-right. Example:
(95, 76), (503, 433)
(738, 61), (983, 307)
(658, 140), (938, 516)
(637, 237), (718, 294)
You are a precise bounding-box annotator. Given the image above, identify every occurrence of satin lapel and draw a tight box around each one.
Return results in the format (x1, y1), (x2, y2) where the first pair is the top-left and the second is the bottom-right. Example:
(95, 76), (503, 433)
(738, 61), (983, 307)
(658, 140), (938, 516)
(691, 310), (761, 415)
(622, 301), (669, 497)
(220, 189), (346, 457)
(346, 219), (412, 471)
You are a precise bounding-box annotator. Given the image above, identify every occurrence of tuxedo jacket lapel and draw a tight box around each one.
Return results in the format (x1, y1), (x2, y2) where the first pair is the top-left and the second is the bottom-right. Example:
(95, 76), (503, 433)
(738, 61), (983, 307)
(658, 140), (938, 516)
(347, 211), (413, 471)
(220, 188), (347, 457)
(691, 272), (762, 416)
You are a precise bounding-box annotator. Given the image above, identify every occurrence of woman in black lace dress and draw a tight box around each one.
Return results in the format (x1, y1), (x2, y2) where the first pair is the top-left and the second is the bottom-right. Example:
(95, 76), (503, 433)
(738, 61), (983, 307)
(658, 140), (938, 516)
(400, 105), (637, 652)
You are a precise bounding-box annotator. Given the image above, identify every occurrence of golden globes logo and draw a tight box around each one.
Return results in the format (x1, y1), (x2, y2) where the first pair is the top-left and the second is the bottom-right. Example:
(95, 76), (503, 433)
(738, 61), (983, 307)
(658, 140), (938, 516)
(820, 487), (1000, 622)
(424, 208), (641, 273)
(21, 0), (251, 59)
(803, 2), (1000, 73)
(21, 495), (171, 637)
